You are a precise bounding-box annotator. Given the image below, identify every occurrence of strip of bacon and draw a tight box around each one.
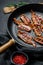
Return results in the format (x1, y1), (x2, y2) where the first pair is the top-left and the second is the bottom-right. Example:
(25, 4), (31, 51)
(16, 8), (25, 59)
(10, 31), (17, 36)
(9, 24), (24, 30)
(31, 10), (41, 36)
(20, 14), (31, 25)
(33, 13), (43, 33)
(41, 24), (43, 32)
(20, 14), (32, 29)
(18, 24), (31, 31)
(35, 15), (43, 32)
(37, 15), (42, 21)
(13, 18), (31, 32)
(13, 18), (22, 25)
(17, 30), (36, 47)
(40, 19), (43, 32)
(31, 10), (40, 26)
(36, 36), (43, 40)
(33, 36), (43, 44)
(41, 19), (43, 24)
(32, 23), (41, 36)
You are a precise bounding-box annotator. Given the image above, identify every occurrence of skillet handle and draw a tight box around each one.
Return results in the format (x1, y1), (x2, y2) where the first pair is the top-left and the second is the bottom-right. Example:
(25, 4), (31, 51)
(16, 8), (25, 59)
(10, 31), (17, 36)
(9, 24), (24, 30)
(0, 39), (15, 53)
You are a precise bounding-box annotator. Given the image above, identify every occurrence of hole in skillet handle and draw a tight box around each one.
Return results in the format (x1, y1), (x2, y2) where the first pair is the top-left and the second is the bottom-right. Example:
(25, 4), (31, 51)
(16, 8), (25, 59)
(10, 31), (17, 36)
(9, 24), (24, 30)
(10, 51), (29, 65)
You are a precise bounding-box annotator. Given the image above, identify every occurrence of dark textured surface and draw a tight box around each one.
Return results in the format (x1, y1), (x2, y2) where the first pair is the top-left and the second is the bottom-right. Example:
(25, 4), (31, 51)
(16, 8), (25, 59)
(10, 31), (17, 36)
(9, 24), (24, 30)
(0, 0), (43, 65)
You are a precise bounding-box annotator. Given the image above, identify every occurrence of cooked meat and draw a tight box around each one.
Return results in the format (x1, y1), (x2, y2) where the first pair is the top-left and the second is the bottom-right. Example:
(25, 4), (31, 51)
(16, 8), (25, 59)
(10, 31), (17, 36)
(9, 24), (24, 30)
(13, 18), (31, 31)
(31, 22), (41, 36)
(36, 36), (43, 40)
(20, 14), (31, 25)
(41, 24), (43, 32)
(18, 24), (31, 31)
(40, 19), (43, 32)
(31, 10), (40, 26)
(32, 13), (43, 33)
(20, 14), (32, 28)
(31, 10), (41, 36)
(18, 30), (36, 47)
(33, 36), (43, 44)
(13, 18), (22, 25)
(37, 15), (42, 21)
(35, 14), (43, 33)
(41, 19), (43, 24)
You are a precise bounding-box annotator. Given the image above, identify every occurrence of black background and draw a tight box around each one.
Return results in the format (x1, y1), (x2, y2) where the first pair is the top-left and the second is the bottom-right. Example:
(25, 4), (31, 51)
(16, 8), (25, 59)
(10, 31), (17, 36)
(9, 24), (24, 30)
(0, 0), (43, 65)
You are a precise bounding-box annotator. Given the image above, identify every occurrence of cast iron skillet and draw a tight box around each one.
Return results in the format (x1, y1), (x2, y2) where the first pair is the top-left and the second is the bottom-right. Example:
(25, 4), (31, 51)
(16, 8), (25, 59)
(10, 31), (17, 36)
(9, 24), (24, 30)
(0, 4), (43, 53)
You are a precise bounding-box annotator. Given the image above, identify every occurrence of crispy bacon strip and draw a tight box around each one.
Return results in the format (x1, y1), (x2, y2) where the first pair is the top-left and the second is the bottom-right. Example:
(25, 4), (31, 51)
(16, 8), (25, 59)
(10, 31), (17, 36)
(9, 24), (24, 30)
(20, 14), (32, 28)
(13, 18), (22, 25)
(32, 24), (41, 36)
(41, 24), (43, 32)
(36, 36), (43, 40)
(33, 13), (43, 33)
(41, 19), (43, 24)
(18, 30), (36, 47)
(40, 19), (43, 32)
(20, 14), (31, 25)
(35, 15), (43, 32)
(31, 10), (40, 26)
(37, 16), (42, 21)
(31, 10), (41, 36)
(13, 18), (31, 32)
(33, 36), (43, 44)
(18, 24), (31, 31)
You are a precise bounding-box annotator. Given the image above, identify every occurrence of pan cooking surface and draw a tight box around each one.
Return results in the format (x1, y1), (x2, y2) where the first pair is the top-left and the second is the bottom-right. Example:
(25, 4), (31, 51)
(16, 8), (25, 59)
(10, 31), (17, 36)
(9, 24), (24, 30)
(8, 4), (43, 49)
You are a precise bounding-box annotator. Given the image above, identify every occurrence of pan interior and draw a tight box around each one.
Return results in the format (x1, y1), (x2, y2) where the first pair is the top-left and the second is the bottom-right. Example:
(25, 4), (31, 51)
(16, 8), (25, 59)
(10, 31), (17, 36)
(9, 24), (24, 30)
(8, 4), (43, 48)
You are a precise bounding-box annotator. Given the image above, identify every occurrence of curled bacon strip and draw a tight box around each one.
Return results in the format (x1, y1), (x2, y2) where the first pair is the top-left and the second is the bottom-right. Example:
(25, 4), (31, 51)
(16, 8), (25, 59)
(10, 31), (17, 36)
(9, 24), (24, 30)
(31, 10), (41, 36)
(20, 14), (31, 25)
(18, 30), (36, 47)
(33, 36), (43, 44)
(31, 10), (41, 26)
(41, 19), (43, 24)
(13, 18), (22, 25)
(18, 24), (31, 32)
(41, 24), (43, 32)
(32, 24), (41, 36)
(13, 18), (31, 32)
(41, 19), (43, 32)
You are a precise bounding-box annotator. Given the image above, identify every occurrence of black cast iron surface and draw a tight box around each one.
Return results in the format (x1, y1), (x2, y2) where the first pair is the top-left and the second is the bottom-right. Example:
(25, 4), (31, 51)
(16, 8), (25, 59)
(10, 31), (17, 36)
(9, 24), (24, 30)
(0, 0), (43, 65)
